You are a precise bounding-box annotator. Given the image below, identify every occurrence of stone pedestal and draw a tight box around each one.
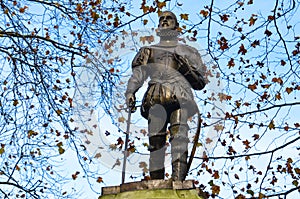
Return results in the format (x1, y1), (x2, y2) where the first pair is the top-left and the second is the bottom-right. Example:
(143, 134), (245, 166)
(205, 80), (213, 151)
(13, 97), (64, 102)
(99, 180), (206, 199)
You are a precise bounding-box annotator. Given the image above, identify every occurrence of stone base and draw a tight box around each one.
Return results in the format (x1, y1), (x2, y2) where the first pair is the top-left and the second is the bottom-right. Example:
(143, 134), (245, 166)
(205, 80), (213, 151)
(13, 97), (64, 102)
(99, 180), (206, 199)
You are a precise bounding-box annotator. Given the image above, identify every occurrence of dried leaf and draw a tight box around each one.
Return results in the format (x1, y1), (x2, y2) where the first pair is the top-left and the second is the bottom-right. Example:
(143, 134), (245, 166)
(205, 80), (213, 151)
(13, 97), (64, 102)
(140, 129), (147, 136)
(94, 153), (102, 159)
(214, 124), (224, 132)
(251, 40), (260, 48)
(211, 185), (220, 195)
(180, 13), (189, 20)
(249, 16), (257, 26)
(268, 120), (275, 130)
(264, 29), (272, 37)
(238, 44), (247, 55)
(97, 177), (103, 183)
(252, 134), (260, 141)
(118, 116), (125, 123)
(157, 1), (166, 9)
(286, 87), (293, 94)
(58, 147), (65, 154)
(234, 173), (240, 180)
(272, 77), (283, 85)
(220, 14), (229, 22)
(13, 100), (19, 106)
(200, 10), (209, 17)
(206, 137), (213, 144)
(275, 92), (282, 100)
(248, 83), (257, 91)
(242, 139), (251, 149)
(212, 170), (220, 179)
(143, 19), (148, 25)
(0, 146), (4, 155)
(227, 58), (235, 68)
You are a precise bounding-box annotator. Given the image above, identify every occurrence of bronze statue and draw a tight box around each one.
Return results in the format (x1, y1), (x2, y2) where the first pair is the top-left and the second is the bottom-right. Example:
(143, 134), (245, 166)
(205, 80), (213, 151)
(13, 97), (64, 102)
(125, 11), (206, 181)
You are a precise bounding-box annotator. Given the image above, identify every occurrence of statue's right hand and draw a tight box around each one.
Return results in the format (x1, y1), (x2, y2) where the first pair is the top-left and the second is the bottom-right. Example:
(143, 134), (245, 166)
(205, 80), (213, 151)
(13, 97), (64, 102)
(126, 93), (136, 112)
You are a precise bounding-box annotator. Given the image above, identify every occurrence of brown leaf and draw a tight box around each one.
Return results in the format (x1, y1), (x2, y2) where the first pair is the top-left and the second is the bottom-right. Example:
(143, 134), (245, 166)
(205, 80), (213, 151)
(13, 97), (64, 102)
(286, 87), (293, 94)
(212, 170), (220, 179)
(206, 137), (213, 144)
(72, 171), (80, 180)
(220, 14), (229, 22)
(268, 120), (275, 130)
(227, 58), (235, 68)
(280, 60), (286, 66)
(234, 173), (240, 180)
(284, 125), (289, 131)
(218, 93), (232, 102)
(268, 15), (274, 21)
(214, 124), (224, 132)
(211, 185), (220, 195)
(249, 15), (257, 26)
(242, 139), (251, 149)
(118, 116), (125, 123)
(97, 177), (103, 183)
(275, 92), (282, 100)
(19, 6), (28, 13)
(200, 10), (209, 17)
(218, 37), (229, 51)
(238, 44), (247, 55)
(252, 134), (260, 141)
(13, 100), (19, 106)
(237, 2), (244, 6)
(157, 1), (166, 9)
(248, 83), (257, 91)
(94, 153), (101, 159)
(272, 77), (283, 85)
(180, 13), (189, 20)
(143, 19), (148, 25)
(236, 194), (246, 199)
(251, 40), (260, 48)
(140, 129), (147, 136)
(264, 29), (272, 37)
(261, 84), (271, 89)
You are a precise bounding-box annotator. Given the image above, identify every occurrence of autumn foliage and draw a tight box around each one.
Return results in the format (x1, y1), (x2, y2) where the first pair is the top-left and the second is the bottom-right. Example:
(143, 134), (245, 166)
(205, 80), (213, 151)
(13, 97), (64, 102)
(0, 0), (300, 198)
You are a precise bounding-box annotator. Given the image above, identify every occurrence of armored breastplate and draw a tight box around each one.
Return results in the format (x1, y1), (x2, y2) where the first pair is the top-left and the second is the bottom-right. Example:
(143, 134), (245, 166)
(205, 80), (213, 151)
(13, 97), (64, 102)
(147, 47), (179, 70)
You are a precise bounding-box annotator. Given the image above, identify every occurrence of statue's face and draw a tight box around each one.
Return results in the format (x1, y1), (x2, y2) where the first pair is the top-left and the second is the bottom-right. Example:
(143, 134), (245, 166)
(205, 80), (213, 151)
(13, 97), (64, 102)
(158, 12), (177, 30)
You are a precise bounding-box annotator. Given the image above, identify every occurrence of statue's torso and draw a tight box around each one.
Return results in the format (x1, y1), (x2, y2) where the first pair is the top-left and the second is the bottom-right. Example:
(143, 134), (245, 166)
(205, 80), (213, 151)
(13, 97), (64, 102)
(139, 44), (198, 118)
(146, 45), (188, 85)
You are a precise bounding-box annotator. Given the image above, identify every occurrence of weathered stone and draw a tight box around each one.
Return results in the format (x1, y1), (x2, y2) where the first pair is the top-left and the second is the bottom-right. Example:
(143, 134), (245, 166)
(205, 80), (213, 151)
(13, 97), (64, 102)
(99, 188), (204, 199)
(99, 180), (206, 199)
(101, 185), (120, 195)
(172, 180), (194, 190)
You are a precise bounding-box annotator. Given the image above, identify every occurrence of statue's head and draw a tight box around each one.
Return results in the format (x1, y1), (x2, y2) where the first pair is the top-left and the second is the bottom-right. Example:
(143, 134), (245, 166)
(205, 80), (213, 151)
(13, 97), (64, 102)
(158, 11), (179, 30)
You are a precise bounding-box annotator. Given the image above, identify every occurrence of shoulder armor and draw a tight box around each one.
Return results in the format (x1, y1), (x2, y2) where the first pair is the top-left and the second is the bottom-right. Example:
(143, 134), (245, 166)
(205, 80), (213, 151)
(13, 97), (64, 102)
(132, 47), (152, 68)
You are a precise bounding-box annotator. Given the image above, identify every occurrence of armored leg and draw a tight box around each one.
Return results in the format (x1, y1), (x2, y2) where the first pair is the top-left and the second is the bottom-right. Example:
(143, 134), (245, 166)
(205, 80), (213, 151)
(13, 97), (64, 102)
(169, 109), (189, 181)
(149, 135), (166, 179)
(148, 104), (167, 179)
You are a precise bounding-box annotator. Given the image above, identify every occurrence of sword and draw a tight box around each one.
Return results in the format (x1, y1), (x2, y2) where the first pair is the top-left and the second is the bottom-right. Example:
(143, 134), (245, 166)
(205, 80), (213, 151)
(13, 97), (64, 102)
(186, 113), (202, 175)
(121, 106), (136, 184)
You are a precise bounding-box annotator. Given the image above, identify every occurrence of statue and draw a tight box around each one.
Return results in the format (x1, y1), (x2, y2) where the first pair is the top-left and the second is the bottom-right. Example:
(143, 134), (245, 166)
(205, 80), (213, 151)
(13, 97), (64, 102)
(125, 11), (206, 181)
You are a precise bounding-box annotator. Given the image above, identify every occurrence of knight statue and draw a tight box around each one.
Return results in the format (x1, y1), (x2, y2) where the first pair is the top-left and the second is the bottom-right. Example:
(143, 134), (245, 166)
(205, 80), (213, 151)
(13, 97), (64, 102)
(125, 11), (206, 181)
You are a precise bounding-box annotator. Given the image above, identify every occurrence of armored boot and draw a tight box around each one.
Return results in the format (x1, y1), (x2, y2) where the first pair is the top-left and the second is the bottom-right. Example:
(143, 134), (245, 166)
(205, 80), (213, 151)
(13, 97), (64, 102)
(147, 104), (168, 179)
(169, 109), (189, 181)
(149, 135), (166, 179)
(170, 125), (189, 181)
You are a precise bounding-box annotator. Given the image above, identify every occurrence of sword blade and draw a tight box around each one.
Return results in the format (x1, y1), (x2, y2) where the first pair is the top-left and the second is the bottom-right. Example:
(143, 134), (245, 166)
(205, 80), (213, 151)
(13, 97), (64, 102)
(121, 109), (132, 184)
